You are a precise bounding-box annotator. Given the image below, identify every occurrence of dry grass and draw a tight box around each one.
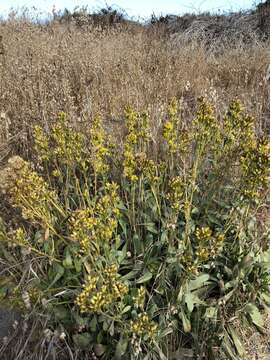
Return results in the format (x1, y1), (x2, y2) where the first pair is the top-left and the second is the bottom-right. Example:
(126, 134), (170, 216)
(0, 14), (270, 161)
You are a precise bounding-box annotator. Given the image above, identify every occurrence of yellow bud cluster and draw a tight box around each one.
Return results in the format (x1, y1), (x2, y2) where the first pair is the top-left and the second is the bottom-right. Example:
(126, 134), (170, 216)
(192, 97), (222, 154)
(130, 313), (158, 339)
(0, 156), (58, 227)
(70, 182), (120, 254)
(224, 100), (256, 152)
(162, 97), (189, 155)
(167, 176), (184, 211)
(13, 228), (28, 246)
(75, 266), (128, 314)
(33, 125), (50, 161)
(133, 286), (146, 310)
(89, 116), (110, 175)
(195, 227), (225, 262)
(123, 108), (150, 182)
(240, 136), (270, 199)
(181, 253), (199, 275)
(51, 112), (86, 168)
(195, 226), (212, 242)
(193, 97), (219, 140)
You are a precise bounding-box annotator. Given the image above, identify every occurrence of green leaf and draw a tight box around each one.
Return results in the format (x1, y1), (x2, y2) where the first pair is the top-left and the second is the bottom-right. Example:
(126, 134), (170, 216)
(119, 218), (127, 238)
(160, 231), (168, 243)
(63, 250), (73, 269)
(227, 325), (245, 356)
(73, 313), (88, 327)
(184, 293), (195, 313)
(137, 271), (152, 284)
(90, 316), (97, 332)
(133, 234), (143, 253)
(261, 292), (270, 305)
(121, 305), (131, 314)
(188, 274), (210, 291)
(53, 305), (69, 321)
(48, 263), (65, 288)
(74, 257), (82, 272)
(121, 270), (139, 281)
(94, 344), (106, 357)
(221, 334), (238, 360)
(73, 333), (92, 349)
(115, 337), (128, 359)
(146, 223), (158, 234)
(159, 328), (173, 338)
(244, 303), (264, 329)
(180, 307), (191, 333)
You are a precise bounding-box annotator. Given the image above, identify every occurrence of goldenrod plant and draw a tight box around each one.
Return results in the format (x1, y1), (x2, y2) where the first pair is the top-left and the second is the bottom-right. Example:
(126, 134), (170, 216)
(0, 98), (269, 359)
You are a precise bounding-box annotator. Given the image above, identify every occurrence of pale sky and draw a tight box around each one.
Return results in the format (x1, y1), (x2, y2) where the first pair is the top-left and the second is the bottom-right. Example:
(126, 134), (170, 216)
(0, 0), (258, 18)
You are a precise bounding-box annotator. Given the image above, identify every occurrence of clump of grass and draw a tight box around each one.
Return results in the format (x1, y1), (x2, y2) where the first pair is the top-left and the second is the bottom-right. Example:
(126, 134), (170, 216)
(0, 98), (269, 359)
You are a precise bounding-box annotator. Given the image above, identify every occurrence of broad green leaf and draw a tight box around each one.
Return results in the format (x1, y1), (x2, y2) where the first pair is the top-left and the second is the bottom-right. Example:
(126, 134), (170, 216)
(74, 257), (82, 272)
(184, 293), (195, 313)
(94, 344), (106, 357)
(133, 234), (143, 253)
(53, 305), (69, 322)
(48, 263), (65, 288)
(221, 334), (238, 360)
(63, 250), (73, 269)
(121, 270), (138, 281)
(180, 307), (191, 333)
(121, 305), (131, 314)
(159, 328), (173, 338)
(188, 274), (210, 291)
(115, 337), (128, 359)
(146, 223), (158, 234)
(73, 333), (92, 349)
(119, 218), (127, 238)
(90, 316), (97, 332)
(244, 303), (264, 329)
(227, 325), (245, 356)
(261, 292), (270, 305)
(137, 271), (152, 284)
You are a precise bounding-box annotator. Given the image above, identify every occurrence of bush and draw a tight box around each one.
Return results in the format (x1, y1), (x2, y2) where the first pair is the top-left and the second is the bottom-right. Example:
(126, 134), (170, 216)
(0, 98), (269, 359)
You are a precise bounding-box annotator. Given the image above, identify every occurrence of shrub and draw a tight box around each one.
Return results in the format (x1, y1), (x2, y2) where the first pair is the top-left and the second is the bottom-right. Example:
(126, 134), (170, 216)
(0, 98), (269, 359)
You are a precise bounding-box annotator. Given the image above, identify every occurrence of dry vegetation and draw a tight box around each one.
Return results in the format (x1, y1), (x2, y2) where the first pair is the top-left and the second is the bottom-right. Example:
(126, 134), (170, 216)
(0, 7), (270, 160)
(0, 5), (270, 360)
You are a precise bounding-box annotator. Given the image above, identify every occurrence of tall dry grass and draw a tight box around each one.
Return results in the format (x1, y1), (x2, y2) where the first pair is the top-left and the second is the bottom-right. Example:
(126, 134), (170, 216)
(0, 14), (270, 161)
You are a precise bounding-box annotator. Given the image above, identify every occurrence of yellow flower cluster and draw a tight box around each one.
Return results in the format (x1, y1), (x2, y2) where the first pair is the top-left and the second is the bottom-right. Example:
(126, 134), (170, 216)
(163, 98), (180, 154)
(195, 226), (225, 261)
(195, 226), (212, 242)
(133, 286), (146, 310)
(130, 313), (158, 339)
(51, 112), (86, 168)
(181, 253), (199, 275)
(75, 264), (128, 313)
(167, 176), (184, 211)
(240, 136), (270, 199)
(0, 156), (58, 226)
(193, 97), (220, 144)
(13, 228), (28, 246)
(70, 182), (120, 254)
(123, 108), (150, 182)
(33, 125), (50, 161)
(89, 116), (110, 175)
(133, 152), (159, 182)
(224, 99), (255, 152)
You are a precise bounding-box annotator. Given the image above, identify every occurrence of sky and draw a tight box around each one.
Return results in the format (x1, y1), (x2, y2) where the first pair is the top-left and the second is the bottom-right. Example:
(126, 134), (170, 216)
(0, 0), (259, 19)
